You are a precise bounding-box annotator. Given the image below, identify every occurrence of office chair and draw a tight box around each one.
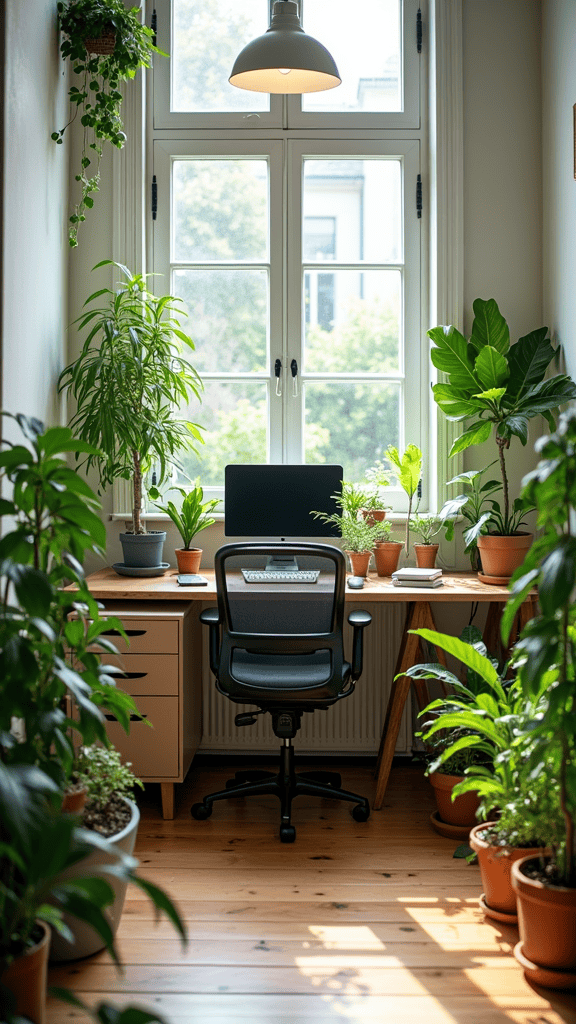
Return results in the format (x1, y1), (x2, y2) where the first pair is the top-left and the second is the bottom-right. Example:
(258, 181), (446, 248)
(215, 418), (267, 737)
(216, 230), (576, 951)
(191, 542), (372, 842)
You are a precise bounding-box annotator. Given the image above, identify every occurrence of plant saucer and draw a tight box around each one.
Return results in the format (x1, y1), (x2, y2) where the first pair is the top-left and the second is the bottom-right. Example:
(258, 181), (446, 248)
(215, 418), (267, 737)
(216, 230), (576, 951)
(478, 571), (513, 586)
(478, 892), (518, 925)
(112, 562), (170, 578)
(514, 940), (576, 990)
(429, 809), (473, 840)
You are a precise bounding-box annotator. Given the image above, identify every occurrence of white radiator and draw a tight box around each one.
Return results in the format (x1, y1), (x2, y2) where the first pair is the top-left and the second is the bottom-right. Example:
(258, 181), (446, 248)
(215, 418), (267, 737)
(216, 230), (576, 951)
(199, 602), (411, 755)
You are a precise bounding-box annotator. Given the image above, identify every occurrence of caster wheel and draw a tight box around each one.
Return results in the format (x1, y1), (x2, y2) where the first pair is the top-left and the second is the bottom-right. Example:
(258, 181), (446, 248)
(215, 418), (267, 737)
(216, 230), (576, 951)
(280, 824), (296, 843)
(352, 803), (370, 822)
(191, 802), (212, 820)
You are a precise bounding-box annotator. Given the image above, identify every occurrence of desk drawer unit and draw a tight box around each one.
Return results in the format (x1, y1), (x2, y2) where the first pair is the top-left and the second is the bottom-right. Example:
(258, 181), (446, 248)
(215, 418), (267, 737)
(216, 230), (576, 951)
(96, 601), (202, 819)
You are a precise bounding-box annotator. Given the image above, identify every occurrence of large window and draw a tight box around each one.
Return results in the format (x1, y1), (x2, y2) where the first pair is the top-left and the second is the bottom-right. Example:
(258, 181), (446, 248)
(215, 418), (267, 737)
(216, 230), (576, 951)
(150, 0), (425, 508)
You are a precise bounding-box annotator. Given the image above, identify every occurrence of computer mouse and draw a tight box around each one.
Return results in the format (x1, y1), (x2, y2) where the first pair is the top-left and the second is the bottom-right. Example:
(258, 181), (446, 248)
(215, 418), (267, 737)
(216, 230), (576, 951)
(347, 576), (365, 589)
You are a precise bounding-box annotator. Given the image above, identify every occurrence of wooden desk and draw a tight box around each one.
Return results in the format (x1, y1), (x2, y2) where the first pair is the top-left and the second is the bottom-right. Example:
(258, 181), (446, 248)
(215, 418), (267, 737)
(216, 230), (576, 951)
(76, 569), (536, 815)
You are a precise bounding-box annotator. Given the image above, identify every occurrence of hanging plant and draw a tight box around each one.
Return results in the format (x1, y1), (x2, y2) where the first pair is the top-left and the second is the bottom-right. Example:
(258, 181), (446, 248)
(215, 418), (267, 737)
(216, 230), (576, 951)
(53, 0), (163, 247)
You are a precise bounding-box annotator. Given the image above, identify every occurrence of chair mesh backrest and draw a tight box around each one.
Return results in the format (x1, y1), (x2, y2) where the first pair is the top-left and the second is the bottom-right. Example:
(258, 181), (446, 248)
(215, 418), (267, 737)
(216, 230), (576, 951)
(214, 543), (345, 654)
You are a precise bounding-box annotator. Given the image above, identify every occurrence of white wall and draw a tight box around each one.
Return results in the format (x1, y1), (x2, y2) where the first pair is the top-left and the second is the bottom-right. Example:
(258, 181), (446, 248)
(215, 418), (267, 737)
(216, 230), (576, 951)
(2, 0), (69, 429)
(542, 0), (576, 384)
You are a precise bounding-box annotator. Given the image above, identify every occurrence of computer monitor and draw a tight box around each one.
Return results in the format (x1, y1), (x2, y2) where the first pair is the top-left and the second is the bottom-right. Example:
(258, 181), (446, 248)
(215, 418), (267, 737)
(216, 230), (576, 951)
(225, 464), (343, 570)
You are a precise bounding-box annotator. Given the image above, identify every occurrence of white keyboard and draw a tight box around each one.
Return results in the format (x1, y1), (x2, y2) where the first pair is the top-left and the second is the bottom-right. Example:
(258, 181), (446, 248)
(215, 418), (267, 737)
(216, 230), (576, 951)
(241, 569), (320, 584)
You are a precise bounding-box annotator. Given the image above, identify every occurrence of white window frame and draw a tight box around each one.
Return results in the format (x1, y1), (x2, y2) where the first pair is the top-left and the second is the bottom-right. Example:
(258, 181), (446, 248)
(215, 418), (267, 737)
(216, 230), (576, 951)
(112, 0), (464, 519)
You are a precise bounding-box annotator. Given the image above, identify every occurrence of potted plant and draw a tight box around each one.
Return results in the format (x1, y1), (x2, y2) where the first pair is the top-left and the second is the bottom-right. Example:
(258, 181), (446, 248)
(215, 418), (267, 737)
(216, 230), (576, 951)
(58, 261), (205, 573)
(384, 444), (422, 556)
(0, 762), (185, 1024)
(362, 462), (392, 524)
(407, 630), (561, 922)
(501, 408), (576, 986)
(51, 746), (146, 961)
(312, 482), (383, 577)
(439, 463), (502, 570)
(428, 297), (576, 582)
(152, 483), (219, 574)
(372, 519), (404, 577)
(53, 0), (163, 247)
(409, 514), (448, 569)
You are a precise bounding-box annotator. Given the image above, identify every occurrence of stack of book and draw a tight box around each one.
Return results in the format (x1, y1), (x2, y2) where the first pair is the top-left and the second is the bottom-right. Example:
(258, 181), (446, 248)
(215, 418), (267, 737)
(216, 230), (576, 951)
(391, 567), (443, 588)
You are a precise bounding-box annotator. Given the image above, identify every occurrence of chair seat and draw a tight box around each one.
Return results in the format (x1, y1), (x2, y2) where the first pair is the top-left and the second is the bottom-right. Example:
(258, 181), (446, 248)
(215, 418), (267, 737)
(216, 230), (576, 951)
(231, 649), (350, 690)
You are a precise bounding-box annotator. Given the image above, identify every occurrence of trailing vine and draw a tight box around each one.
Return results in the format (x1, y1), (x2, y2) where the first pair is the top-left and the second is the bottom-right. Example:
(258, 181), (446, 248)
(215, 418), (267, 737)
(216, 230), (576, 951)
(53, 0), (163, 246)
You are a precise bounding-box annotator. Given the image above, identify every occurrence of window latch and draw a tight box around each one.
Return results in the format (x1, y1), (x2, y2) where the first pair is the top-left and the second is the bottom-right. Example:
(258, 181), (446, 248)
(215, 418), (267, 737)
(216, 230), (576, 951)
(274, 358), (282, 396)
(290, 358), (298, 396)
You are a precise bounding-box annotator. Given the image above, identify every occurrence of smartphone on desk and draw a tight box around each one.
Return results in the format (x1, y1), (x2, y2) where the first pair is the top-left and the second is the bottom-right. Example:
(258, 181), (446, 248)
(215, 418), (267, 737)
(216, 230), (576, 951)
(177, 574), (208, 586)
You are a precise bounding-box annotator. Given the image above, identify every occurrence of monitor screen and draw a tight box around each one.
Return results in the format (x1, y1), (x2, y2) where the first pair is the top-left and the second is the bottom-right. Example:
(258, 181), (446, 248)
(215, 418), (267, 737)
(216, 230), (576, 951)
(224, 464), (343, 538)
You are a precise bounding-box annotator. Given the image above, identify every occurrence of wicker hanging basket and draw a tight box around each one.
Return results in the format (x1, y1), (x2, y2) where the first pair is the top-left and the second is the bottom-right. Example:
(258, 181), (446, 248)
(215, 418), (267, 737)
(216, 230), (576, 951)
(84, 30), (116, 55)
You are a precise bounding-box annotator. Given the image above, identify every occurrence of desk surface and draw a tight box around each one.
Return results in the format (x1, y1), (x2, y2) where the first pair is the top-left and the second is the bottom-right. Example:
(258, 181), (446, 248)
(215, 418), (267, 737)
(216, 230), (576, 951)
(75, 567), (517, 603)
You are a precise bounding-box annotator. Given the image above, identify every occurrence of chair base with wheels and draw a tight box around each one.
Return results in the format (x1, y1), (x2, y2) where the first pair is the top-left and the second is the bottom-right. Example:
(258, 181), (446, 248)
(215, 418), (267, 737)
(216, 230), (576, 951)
(191, 710), (370, 842)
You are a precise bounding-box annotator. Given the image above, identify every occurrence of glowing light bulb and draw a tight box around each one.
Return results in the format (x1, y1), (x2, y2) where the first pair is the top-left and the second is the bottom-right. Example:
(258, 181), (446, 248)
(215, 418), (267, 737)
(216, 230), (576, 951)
(278, 68), (292, 75)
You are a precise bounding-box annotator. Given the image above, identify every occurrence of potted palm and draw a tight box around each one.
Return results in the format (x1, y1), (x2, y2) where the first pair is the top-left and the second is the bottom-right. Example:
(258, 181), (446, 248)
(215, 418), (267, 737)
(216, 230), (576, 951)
(152, 483), (219, 574)
(54, 0), (163, 247)
(312, 482), (383, 577)
(428, 297), (576, 582)
(501, 408), (576, 986)
(59, 261), (205, 574)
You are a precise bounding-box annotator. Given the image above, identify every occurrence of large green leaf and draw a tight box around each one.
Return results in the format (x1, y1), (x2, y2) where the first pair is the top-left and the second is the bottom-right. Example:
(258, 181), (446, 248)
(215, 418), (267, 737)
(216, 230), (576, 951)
(506, 328), (554, 400)
(410, 628), (505, 696)
(431, 383), (484, 420)
(428, 325), (480, 393)
(449, 419), (493, 456)
(469, 298), (510, 354)
(538, 538), (576, 617)
(474, 346), (510, 390)
(514, 375), (576, 417)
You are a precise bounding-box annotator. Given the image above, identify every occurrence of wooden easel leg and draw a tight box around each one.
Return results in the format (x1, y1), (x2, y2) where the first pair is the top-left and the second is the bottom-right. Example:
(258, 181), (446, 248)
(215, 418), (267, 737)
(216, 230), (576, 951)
(373, 602), (433, 810)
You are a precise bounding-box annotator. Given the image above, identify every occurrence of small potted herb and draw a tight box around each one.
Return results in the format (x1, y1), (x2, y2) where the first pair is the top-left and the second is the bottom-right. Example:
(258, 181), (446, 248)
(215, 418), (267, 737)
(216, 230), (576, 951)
(152, 483), (219, 573)
(312, 482), (383, 577)
(362, 462), (391, 524)
(59, 261), (205, 573)
(54, 0), (164, 246)
(372, 519), (403, 577)
(410, 514), (449, 569)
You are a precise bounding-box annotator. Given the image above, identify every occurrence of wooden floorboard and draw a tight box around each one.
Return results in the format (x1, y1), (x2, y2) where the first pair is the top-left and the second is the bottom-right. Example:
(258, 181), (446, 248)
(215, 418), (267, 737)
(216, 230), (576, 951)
(47, 761), (576, 1024)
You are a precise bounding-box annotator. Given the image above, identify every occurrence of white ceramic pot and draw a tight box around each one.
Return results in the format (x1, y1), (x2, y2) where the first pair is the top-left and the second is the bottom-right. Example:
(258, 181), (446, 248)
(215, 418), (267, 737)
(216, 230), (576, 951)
(49, 798), (140, 961)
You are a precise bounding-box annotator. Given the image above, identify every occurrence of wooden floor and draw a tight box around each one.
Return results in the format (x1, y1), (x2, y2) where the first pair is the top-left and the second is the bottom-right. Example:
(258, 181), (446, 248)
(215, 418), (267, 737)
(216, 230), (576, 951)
(47, 762), (576, 1024)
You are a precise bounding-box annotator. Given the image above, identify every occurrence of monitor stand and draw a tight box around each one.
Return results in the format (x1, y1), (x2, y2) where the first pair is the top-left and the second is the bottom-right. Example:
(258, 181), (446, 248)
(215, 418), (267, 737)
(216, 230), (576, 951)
(265, 555), (299, 572)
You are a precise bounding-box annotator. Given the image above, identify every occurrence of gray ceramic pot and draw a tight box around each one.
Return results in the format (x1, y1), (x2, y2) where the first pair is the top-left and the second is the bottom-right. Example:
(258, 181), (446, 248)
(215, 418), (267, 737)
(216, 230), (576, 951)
(119, 531), (166, 568)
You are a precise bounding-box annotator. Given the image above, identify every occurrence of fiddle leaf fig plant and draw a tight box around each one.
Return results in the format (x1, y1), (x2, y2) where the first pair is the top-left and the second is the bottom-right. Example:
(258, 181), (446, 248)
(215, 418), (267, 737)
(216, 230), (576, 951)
(428, 298), (576, 535)
(59, 261), (204, 537)
(53, 0), (164, 246)
(385, 444), (422, 554)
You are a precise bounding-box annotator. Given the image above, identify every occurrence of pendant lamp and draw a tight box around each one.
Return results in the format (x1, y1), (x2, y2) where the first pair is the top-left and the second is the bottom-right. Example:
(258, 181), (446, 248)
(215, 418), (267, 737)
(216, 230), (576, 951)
(229, 0), (341, 94)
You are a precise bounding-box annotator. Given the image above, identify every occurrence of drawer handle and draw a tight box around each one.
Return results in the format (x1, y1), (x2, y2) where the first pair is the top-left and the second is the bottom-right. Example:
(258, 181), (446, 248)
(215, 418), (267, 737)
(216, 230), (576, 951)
(121, 672), (148, 679)
(104, 713), (148, 722)
(101, 628), (147, 637)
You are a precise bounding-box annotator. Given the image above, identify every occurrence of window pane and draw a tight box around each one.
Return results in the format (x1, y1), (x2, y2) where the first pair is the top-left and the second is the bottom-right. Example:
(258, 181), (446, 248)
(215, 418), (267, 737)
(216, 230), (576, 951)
(178, 382), (268, 487)
(173, 160), (268, 262)
(304, 270), (401, 371)
(302, 0), (401, 113)
(172, 0), (269, 112)
(174, 269), (268, 372)
(303, 160), (401, 263)
(303, 382), (400, 480)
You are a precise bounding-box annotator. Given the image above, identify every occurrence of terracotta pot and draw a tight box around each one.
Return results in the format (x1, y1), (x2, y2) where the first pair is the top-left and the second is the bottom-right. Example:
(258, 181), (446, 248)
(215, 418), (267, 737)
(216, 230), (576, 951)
(373, 541), (403, 577)
(511, 856), (576, 976)
(345, 550), (372, 578)
(428, 771), (480, 828)
(361, 509), (386, 526)
(1, 920), (50, 1024)
(470, 823), (551, 920)
(414, 543), (439, 569)
(61, 786), (87, 815)
(477, 532), (533, 581)
(176, 547), (202, 574)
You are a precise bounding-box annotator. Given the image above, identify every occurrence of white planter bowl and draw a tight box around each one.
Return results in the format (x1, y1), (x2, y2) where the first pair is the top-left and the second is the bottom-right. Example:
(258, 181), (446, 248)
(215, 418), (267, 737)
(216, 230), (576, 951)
(49, 797), (140, 961)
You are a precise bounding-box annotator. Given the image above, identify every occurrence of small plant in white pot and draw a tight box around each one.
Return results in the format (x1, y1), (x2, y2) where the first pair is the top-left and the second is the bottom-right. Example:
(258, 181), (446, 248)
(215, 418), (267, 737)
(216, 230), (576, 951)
(59, 261), (204, 574)
(152, 483), (218, 574)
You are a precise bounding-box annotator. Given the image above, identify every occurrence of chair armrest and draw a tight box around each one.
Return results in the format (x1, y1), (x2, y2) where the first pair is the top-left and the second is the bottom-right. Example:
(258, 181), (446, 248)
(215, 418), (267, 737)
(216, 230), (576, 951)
(347, 609), (372, 681)
(200, 607), (220, 677)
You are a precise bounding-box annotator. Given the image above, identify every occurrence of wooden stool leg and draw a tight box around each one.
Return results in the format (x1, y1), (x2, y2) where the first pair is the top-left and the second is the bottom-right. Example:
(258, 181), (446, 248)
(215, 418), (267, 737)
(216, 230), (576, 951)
(373, 602), (432, 810)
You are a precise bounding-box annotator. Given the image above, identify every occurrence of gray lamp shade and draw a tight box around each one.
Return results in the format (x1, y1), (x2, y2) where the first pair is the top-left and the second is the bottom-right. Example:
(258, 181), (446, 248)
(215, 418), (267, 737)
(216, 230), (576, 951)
(229, 0), (341, 94)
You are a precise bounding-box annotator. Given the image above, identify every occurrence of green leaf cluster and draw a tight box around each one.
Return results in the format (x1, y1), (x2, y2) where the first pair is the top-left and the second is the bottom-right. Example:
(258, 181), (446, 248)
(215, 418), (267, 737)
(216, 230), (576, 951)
(72, 745), (144, 815)
(429, 298), (576, 533)
(58, 262), (204, 536)
(152, 483), (218, 550)
(311, 482), (386, 553)
(54, 0), (164, 245)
